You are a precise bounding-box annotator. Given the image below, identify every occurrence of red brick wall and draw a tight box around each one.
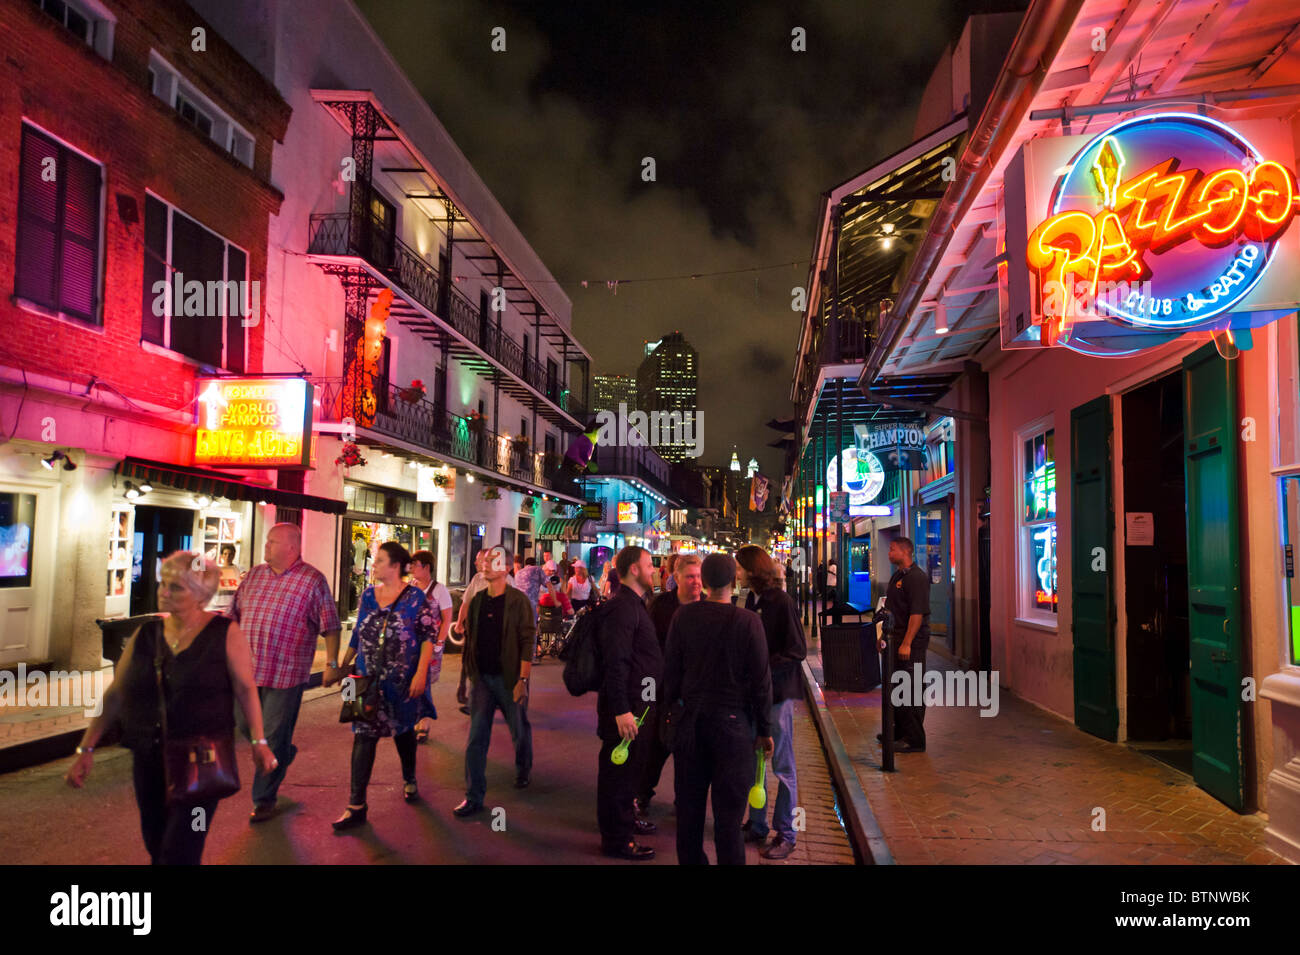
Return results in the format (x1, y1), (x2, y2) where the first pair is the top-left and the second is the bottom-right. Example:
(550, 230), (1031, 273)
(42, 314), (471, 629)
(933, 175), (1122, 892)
(0, 0), (289, 411)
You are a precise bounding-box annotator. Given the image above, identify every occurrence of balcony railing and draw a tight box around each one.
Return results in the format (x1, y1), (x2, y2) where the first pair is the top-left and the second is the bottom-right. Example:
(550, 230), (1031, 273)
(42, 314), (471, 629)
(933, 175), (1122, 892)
(317, 378), (559, 492)
(308, 210), (586, 423)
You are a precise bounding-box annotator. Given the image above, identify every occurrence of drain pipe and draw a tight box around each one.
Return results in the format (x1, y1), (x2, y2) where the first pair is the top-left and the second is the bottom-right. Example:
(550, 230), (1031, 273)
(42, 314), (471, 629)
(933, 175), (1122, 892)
(859, 0), (1086, 393)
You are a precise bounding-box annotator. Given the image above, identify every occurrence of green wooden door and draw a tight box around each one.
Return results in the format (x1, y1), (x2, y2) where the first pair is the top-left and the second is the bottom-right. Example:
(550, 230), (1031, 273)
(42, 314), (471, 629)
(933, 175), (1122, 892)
(1183, 344), (1244, 810)
(1072, 396), (1118, 740)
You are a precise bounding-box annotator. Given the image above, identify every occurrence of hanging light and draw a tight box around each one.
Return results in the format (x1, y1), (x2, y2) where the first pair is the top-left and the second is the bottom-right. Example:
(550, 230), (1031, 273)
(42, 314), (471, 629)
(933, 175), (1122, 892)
(138, 481), (154, 493)
(41, 450), (76, 471)
(195, 494), (213, 508)
(124, 481), (142, 500)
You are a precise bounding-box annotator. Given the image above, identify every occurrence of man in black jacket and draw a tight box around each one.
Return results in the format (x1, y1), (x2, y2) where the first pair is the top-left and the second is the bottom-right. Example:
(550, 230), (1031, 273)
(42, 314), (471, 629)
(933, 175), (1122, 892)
(736, 545), (807, 859)
(595, 545), (662, 860)
(665, 553), (773, 865)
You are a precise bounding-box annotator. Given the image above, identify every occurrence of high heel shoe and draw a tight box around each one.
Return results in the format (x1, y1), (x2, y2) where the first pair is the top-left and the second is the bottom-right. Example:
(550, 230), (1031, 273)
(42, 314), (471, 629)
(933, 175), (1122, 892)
(332, 805), (367, 831)
(403, 782), (419, 803)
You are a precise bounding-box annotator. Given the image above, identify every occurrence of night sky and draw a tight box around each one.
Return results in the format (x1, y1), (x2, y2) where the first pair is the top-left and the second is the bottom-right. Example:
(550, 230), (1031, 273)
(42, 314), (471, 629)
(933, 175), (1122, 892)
(354, 0), (1007, 476)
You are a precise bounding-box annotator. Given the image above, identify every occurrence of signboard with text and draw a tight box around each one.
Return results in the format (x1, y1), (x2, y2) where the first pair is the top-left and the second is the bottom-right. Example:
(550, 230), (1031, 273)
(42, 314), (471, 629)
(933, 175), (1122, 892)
(855, 421), (929, 470)
(195, 378), (313, 469)
(617, 501), (642, 524)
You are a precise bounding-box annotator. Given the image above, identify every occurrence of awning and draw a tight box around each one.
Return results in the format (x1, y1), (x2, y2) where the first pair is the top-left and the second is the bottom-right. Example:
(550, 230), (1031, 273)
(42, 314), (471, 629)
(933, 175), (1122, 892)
(538, 515), (596, 541)
(118, 457), (347, 515)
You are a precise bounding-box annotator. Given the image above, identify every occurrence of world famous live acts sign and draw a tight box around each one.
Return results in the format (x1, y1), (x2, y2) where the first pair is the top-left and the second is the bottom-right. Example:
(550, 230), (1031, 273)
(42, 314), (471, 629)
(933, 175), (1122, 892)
(1004, 113), (1300, 356)
(194, 377), (314, 468)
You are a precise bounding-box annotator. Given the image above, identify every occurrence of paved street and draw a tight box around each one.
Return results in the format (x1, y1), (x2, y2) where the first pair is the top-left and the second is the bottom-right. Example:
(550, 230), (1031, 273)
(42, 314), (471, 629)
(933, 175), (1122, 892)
(806, 633), (1285, 865)
(0, 652), (853, 866)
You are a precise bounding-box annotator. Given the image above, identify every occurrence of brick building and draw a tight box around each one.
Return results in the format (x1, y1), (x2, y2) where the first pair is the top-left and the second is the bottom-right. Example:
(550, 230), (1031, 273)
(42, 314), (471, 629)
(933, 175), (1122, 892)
(0, 0), (302, 672)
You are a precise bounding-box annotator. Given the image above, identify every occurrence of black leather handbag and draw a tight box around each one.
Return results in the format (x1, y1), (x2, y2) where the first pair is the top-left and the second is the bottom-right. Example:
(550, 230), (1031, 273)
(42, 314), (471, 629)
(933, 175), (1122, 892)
(339, 612), (390, 723)
(153, 625), (240, 807)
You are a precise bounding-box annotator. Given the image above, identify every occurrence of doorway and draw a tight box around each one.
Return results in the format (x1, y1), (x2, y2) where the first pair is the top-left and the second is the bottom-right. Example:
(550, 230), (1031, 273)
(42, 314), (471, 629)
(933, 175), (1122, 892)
(130, 505), (195, 617)
(1121, 372), (1192, 774)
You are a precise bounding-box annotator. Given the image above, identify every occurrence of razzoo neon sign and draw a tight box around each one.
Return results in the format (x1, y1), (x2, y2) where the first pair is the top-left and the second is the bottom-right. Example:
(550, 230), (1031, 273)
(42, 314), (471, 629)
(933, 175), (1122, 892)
(195, 377), (314, 468)
(1025, 113), (1299, 346)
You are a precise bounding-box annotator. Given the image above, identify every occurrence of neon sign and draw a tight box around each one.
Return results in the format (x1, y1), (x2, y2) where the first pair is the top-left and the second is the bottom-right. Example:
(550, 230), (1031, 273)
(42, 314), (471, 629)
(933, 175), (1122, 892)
(194, 377), (314, 469)
(1025, 114), (1299, 346)
(826, 448), (885, 506)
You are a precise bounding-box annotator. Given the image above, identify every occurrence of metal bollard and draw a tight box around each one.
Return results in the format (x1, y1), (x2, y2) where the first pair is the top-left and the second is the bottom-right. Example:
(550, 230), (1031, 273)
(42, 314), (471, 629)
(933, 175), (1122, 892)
(874, 605), (896, 773)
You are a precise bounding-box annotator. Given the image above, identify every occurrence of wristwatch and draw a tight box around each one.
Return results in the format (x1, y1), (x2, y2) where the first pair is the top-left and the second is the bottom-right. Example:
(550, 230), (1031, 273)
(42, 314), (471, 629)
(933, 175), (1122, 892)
(325, 661), (339, 669)
(252, 738), (270, 746)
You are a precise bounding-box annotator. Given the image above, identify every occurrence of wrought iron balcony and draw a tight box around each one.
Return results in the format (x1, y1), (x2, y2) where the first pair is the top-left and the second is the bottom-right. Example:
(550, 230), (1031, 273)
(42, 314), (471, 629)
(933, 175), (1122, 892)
(315, 378), (558, 492)
(308, 210), (585, 423)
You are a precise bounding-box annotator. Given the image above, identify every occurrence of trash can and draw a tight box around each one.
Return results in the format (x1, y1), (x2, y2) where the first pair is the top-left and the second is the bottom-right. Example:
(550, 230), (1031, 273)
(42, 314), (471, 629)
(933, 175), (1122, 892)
(820, 622), (881, 692)
(96, 614), (164, 667)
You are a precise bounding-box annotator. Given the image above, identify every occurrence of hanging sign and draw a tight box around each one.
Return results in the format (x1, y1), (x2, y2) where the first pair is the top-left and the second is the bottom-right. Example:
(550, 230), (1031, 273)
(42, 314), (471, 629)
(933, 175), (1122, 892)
(855, 422), (929, 470)
(1007, 113), (1300, 355)
(195, 377), (313, 469)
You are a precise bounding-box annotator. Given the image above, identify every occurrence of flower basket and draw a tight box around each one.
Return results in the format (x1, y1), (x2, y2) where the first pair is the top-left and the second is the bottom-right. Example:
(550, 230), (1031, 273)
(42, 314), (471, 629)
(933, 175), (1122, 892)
(335, 442), (367, 468)
(512, 436), (530, 457)
(433, 471), (450, 488)
(399, 379), (426, 404)
(481, 484), (502, 501)
(467, 412), (486, 434)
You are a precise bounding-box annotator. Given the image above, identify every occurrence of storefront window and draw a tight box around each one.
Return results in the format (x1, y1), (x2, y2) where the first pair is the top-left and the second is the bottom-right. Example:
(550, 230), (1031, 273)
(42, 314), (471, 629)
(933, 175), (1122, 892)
(0, 492), (36, 588)
(1282, 477), (1300, 667)
(1020, 426), (1058, 619)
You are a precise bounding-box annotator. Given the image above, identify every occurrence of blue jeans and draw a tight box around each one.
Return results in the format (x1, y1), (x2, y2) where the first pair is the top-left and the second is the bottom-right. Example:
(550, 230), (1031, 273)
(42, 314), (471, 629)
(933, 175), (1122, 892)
(235, 683), (305, 807)
(747, 698), (798, 843)
(464, 673), (532, 805)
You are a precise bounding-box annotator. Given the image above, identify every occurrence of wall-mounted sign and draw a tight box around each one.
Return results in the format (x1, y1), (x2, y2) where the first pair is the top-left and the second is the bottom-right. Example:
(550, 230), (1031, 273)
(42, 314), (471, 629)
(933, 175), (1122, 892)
(617, 500), (642, 524)
(1006, 113), (1300, 356)
(825, 447), (885, 506)
(581, 501), (604, 522)
(1125, 511), (1155, 546)
(828, 491), (850, 524)
(195, 378), (313, 469)
(856, 422), (929, 470)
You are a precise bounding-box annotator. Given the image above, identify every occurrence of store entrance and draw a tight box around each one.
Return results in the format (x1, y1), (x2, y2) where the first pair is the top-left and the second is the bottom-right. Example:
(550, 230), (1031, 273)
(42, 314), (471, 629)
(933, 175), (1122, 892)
(1121, 372), (1192, 774)
(130, 505), (195, 617)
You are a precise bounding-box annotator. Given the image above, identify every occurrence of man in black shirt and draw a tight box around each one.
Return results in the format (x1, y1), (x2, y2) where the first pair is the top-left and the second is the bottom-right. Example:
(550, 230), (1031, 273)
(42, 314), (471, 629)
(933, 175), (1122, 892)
(595, 546), (663, 860)
(884, 536), (931, 753)
(637, 553), (703, 816)
(665, 553), (773, 865)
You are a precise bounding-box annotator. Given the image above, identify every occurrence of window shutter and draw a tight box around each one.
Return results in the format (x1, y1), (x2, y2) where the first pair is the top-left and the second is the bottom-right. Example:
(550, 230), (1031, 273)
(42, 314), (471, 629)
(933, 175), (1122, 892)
(58, 150), (101, 320)
(225, 245), (247, 373)
(142, 196), (168, 344)
(15, 126), (61, 308)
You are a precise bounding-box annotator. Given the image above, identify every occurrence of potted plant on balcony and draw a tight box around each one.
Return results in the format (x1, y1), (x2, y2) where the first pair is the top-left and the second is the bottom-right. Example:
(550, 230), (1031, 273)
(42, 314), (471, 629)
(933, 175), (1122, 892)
(432, 470), (450, 488)
(480, 483), (502, 501)
(467, 410), (487, 435)
(335, 442), (367, 468)
(399, 379), (426, 404)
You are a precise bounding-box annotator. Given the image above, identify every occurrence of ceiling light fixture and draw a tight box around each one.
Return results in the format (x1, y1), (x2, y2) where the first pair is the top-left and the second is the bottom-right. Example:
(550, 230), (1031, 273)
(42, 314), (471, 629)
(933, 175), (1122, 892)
(124, 481), (142, 500)
(195, 494), (213, 508)
(41, 450), (76, 471)
(138, 481), (154, 494)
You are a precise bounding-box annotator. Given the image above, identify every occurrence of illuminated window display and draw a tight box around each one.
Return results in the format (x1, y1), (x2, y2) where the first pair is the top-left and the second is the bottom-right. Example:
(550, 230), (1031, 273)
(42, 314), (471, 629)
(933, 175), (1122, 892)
(1021, 427), (1057, 616)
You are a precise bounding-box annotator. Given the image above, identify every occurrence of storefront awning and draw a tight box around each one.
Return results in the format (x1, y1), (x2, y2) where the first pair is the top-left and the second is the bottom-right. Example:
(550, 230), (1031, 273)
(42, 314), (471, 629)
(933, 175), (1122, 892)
(118, 458), (347, 515)
(538, 515), (596, 541)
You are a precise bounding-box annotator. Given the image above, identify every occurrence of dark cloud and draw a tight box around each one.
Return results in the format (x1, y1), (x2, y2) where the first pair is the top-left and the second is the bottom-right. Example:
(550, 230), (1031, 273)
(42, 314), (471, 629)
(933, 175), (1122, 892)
(355, 0), (983, 475)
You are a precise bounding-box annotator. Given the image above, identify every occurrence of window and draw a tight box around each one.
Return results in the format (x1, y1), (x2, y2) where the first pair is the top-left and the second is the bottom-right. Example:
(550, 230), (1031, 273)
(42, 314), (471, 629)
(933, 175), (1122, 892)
(0, 492), (37, 589)
(148, 51), (254, 167)
(32, 0), (113, 58)
(15, 123), (102, 324)
(141, 194), (248, 371)
(1019, 424), (1057, 621)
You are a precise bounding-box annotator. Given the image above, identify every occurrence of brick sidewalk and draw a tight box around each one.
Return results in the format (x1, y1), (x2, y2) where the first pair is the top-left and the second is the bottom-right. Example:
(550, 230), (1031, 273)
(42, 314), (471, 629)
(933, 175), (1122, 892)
(807, 637), (1285, 865)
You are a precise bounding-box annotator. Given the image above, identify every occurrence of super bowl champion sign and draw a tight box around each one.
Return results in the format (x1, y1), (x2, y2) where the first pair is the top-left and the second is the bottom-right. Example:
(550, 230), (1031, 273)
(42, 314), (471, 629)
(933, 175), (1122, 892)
(194, 377), (314, 469)
(1005, 113), (1300, 355)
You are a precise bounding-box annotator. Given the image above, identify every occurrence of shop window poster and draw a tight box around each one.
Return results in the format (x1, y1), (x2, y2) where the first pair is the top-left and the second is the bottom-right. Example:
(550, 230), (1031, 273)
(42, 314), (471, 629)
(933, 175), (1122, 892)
(0, 492), (36, 588)
(107, 506), (132, 597)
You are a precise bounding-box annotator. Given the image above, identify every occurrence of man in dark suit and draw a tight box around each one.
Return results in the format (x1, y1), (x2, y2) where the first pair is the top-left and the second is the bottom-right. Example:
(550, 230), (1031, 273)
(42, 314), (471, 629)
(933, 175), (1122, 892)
(596, 545), (662, 860)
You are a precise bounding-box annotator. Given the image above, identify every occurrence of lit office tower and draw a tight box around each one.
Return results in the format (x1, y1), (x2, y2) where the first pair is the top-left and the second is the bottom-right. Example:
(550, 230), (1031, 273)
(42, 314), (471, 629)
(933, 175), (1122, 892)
(593, 374), (638, 414)
(636, 331), (698, 463)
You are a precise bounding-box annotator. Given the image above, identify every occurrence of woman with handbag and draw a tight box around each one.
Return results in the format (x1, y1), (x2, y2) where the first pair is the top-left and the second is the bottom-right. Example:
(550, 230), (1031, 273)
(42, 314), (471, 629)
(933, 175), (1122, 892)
(65, 552), (276, 865)
(334, 541), (437, 831)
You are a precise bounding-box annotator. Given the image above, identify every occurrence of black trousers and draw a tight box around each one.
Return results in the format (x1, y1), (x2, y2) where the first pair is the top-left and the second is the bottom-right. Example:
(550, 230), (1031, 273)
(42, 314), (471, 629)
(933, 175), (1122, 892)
(673, 708), (753, 866)
(890, 630), (931, 748)
(597, 704), (655, 847)
(131, 747), (220, 865)
(637, 714), (672, 807)
(350, 730), (418, 805)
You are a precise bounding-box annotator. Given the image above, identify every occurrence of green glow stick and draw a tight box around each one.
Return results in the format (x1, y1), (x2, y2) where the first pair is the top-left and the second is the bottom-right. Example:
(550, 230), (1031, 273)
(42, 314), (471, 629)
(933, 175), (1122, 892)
(611, 707), (649, 764)
(748, 751), (767, 809)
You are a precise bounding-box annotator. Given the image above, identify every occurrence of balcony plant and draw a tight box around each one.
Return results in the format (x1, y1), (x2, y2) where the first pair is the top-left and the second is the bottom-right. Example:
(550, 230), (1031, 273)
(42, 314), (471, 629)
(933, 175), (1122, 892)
(335, 442), (367, 468)
(511, 434), (530, 456)
(432, 470), (450, 488)
(467, 410), (487, 434)
(399, 379), (426, 404)
(481, 483), (502, 501)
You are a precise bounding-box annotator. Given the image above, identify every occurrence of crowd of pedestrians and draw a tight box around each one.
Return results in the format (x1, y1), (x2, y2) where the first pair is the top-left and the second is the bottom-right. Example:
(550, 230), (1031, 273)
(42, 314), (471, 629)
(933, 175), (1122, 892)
(65, 521), (813, 865)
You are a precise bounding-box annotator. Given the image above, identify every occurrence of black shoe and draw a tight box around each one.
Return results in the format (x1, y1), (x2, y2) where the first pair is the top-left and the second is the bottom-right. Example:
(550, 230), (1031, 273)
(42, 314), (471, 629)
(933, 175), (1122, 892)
(634, 817), (657, 836)
(458, 705), (471, 716)
(249, 800), (279, 824)
(761, 837), (797, 860)
(332, 806), (367, 831)
(741, 821), (769, 844)
(453, 799), (484, 817)
(602, 840), (655, 861)
(515, 774), (530, 789)
(895, 742), (926, 753)
(403, 781), (419, 803)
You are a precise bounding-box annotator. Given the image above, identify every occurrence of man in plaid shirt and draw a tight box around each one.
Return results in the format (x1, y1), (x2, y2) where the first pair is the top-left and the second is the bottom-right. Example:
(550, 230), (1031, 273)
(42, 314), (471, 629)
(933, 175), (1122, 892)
(230, 523), (341, 823)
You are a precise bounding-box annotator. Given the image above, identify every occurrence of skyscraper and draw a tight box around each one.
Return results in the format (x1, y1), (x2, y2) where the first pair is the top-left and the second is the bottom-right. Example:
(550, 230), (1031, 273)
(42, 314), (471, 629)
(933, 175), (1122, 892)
(636, 332), (698, 463)
(593, 374), (637, 414)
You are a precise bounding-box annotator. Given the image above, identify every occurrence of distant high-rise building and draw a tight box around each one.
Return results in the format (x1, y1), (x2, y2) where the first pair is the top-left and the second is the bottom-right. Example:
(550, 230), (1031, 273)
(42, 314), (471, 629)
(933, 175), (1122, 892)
(593, 374), (637, 414)
(636, 331), (698, 463)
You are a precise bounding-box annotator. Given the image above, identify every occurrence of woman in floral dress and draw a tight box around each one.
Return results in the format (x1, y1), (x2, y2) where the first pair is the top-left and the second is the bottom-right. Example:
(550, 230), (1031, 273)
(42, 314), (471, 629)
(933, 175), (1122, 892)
(333, 541), (437, 831)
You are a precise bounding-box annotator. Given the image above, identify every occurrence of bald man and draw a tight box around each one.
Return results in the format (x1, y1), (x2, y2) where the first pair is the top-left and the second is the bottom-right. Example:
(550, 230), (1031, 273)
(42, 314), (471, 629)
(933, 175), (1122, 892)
(230, 522), (341, 823)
